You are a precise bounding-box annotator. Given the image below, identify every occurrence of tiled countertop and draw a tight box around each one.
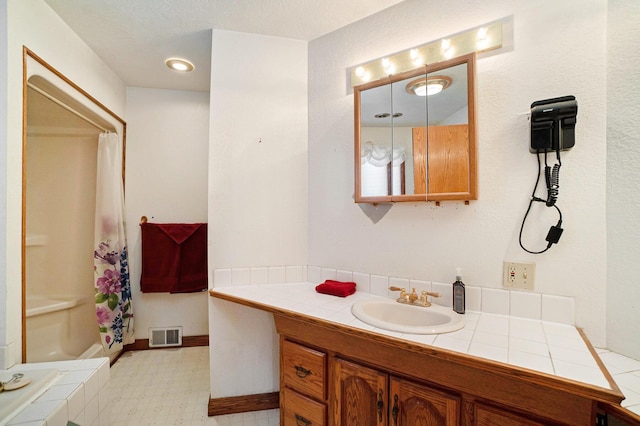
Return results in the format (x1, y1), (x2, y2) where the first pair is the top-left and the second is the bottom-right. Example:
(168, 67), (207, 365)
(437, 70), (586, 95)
(211, 282), (615, 392)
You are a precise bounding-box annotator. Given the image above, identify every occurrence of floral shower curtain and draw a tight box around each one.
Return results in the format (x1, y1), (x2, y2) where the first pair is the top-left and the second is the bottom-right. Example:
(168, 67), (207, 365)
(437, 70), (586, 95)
(94, 132), (134, 353)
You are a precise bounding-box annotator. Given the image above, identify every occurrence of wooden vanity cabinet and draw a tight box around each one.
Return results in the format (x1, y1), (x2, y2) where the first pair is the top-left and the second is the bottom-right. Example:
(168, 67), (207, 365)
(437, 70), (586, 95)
(210, 289), (628, 424)
(273, 313), (624, 426)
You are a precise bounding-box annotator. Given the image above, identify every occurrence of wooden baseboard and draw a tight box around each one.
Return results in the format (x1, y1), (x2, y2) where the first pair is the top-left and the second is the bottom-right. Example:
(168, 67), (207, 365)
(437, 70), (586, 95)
(208, 392), (279, 416)
(123, 334), (209, 351)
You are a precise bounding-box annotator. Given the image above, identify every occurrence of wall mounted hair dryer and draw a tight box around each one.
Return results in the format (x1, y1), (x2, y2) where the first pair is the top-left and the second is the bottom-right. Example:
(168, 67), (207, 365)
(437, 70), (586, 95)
(520, 96), (578, 254)
(530, 95), (578, 153)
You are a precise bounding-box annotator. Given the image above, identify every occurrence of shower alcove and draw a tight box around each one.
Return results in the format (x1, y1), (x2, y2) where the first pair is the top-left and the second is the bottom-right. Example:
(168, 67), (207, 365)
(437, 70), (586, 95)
(23, 48), (126, 363)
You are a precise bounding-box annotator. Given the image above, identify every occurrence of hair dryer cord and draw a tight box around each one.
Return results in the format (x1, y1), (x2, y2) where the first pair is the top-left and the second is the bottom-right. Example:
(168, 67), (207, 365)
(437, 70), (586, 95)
(546, 164), (560, 206)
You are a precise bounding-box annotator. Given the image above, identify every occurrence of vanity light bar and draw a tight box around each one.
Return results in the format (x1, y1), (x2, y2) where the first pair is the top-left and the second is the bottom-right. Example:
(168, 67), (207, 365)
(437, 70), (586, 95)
(349, 20), (504, 87)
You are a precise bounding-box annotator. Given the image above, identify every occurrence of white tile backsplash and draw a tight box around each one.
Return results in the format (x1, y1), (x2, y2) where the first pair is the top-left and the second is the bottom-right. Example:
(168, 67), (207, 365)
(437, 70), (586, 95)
(212, 266), (576, 325)
(336, 270), (354, 283)
(352, 272), (370, 293)
(231, 268), (251, 285)
(542, 294), (575, 324)
(286, 265), (306, 283)
(481, 288), (510, 315)
(320, 267), (337, 281)
(250, 267), (269, 284)
(432, 282), (453, 308)
(369, 275), (389, 297)
(268, 266), (287, 283)
(466, 286), (481, 312)
(510, 291), (541, 320)
(213, 268), (232, 287)
(389, 277), (409, 294)
(307, 265), (321, 283)
(409, 279), (430, 295)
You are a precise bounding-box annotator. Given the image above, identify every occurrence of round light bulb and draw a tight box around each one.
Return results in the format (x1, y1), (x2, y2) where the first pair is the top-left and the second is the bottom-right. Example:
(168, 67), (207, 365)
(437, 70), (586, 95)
(165, 58), (195, 72)
(427, 82), (444, 96)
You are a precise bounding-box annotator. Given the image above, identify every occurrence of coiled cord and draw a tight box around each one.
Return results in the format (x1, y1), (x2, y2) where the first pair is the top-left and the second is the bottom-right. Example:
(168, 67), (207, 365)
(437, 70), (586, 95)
(545, 163), (560, 206)
(519, 149), (564, 254)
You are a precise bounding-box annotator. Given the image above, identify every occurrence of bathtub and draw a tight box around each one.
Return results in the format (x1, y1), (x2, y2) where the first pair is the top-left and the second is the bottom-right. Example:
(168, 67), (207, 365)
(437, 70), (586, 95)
(25, 295), (106, 363)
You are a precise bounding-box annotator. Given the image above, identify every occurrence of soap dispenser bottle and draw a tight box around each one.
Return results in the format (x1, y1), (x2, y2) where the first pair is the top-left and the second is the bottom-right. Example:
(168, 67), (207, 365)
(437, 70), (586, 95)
(453, 267), (465, 314)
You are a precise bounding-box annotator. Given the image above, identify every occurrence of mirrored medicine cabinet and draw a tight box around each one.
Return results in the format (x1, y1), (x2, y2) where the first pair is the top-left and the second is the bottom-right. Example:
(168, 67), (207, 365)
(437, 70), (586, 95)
(354, 52), (477, 203)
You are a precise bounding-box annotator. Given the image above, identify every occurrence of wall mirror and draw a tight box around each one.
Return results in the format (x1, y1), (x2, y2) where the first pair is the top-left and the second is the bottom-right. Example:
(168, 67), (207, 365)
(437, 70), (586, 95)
(354, 52), (477, 203)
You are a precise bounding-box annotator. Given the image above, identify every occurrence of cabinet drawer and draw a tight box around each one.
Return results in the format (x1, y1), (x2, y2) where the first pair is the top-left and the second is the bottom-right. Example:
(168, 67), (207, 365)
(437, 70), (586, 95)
(282, 388), (326, 426)
(282, 340), (326, 399)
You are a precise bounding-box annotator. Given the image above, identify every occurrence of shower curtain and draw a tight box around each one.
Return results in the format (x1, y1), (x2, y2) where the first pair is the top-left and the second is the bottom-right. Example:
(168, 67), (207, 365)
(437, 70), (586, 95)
(93, 132), (134, 353)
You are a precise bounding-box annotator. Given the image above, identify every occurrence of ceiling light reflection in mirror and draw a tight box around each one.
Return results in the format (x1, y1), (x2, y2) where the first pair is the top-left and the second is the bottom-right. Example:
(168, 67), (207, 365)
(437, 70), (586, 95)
(350, 20), (504, 86)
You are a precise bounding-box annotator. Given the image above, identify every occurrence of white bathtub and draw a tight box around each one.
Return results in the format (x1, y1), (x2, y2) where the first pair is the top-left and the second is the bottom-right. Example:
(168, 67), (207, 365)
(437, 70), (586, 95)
(25, 295), (106, 363)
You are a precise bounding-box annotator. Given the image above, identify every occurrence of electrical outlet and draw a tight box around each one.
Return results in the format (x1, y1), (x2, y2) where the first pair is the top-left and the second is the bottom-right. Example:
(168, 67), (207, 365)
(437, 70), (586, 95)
(503, 262), (535, 290)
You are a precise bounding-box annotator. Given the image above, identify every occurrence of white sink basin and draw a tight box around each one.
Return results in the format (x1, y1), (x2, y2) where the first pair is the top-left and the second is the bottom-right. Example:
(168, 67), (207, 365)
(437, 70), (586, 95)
(351, 297), (464, 334)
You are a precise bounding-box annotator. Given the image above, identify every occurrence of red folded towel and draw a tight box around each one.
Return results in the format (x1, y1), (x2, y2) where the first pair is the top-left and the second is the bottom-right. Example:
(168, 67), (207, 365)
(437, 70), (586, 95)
(315, 280), (357, 297)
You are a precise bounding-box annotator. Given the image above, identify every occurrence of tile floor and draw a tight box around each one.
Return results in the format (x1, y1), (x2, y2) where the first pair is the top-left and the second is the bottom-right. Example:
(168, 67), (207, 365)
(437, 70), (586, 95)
(108, 346), (279, 425)
(109, 346), (640, 425)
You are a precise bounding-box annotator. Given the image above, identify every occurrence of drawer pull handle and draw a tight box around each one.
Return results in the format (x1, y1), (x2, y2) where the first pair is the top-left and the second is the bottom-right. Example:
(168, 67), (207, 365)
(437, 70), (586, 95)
(295, 414), (312, 426)
(392, 394), (399, 426)
(377, 389), (384, 422)
(294, 365), (312, 378)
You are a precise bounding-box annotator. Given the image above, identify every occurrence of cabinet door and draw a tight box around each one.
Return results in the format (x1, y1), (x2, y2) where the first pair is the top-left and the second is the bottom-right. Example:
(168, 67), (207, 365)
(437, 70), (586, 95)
(389, 377), (459, 426)
(332, 358), (388, 426)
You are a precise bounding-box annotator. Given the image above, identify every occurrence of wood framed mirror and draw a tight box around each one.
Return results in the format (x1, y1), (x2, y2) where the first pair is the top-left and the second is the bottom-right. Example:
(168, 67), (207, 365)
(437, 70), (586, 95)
(354, 52), (477, 203)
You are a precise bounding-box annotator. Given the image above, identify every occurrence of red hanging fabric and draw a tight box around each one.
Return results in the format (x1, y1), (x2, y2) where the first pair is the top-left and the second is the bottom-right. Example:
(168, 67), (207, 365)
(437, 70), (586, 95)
(140, 223), (208, 293)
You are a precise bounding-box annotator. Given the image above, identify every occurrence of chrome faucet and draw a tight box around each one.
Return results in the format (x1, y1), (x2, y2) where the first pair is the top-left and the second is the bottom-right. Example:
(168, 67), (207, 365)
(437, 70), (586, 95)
(389, 286), (441, 307)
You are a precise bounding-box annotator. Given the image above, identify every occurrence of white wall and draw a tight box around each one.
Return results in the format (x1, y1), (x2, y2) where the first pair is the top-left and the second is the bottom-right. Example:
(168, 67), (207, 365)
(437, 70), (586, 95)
(606, 0), (640, 361)
(0, 0), (126, 368)
(125, 87), (210, 339)
(308, 0), (609, 346)
(208, 30), (308, 397)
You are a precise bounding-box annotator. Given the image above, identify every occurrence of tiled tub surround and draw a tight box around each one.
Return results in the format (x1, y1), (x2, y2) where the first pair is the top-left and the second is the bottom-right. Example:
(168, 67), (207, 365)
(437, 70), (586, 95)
(1, 357), (109, 426)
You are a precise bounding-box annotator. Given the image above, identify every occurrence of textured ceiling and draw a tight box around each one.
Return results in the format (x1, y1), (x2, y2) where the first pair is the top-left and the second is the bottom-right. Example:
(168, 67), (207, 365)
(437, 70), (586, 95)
(44, 0), (405, 92)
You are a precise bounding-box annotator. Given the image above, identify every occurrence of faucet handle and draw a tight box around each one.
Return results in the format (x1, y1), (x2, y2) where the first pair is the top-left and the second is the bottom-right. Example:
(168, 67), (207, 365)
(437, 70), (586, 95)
(389, 286), (408, 302)
(424, 291), (441, 298)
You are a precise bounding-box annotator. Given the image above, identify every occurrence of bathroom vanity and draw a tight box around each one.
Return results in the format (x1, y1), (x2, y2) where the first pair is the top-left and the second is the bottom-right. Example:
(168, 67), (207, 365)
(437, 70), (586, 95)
(210, 284), (626, 425)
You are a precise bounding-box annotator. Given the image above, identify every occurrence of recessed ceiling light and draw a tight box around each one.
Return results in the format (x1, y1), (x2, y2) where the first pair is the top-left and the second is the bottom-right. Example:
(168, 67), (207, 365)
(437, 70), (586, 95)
(165, 58), (195, 72)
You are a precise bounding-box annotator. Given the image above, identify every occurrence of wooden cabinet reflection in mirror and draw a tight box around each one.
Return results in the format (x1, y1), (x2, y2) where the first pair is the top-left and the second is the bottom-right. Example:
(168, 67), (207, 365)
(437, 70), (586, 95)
(355, 53), (477, 204)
